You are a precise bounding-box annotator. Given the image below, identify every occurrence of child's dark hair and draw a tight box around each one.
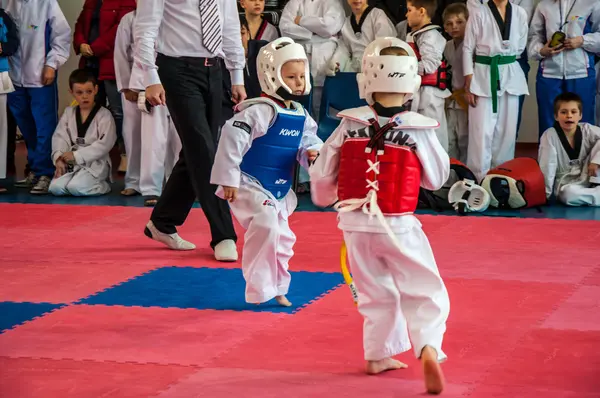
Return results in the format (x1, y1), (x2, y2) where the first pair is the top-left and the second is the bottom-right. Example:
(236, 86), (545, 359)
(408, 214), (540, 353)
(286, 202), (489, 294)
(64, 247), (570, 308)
(407, 0), (437, 19)
(69, 69), (97, 89)
(553, 92), (583, 115)
(443, 3), (469, 22)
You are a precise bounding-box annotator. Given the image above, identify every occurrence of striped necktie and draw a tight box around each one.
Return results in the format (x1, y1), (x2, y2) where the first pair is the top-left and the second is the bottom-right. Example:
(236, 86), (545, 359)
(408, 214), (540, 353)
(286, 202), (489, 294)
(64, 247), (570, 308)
(199, 0), (222, 54)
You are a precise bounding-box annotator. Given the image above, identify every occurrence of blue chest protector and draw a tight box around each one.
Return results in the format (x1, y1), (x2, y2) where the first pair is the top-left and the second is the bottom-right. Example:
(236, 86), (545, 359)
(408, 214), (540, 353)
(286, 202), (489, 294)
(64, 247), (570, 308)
(239, 97), (306, 200)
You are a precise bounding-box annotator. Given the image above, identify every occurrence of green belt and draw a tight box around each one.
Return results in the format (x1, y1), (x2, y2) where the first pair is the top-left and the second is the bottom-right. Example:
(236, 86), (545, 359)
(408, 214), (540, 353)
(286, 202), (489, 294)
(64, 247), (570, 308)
(474, 54), (517, 113)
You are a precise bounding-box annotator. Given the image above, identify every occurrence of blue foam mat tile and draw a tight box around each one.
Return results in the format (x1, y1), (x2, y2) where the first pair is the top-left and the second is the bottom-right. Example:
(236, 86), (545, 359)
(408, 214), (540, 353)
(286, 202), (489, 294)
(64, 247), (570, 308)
(0, 302), (65, 333)
(77, 266), (344, 314)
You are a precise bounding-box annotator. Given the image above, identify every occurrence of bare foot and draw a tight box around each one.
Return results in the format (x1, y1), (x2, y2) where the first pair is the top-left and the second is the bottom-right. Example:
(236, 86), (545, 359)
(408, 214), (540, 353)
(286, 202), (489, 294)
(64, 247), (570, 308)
(275, 295), (292, 307)
(421, 346), (445, 394)
(120, 188), (138, 196)
(366, 358), (408, 375)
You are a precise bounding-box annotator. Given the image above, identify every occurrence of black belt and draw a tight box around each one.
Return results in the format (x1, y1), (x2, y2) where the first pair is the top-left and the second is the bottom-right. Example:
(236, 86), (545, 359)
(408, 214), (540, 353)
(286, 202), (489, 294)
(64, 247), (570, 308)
(157, 53), (219, 67)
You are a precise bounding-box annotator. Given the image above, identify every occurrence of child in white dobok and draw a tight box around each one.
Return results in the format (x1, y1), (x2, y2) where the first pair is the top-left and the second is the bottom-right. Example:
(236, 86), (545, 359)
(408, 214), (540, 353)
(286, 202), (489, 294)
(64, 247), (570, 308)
(114, 7), (181, 206)
(49, 70), (116, 196)
(211, 38), (323, 306)
(539, 92), (600, 206)
(310, 38), (450, 395)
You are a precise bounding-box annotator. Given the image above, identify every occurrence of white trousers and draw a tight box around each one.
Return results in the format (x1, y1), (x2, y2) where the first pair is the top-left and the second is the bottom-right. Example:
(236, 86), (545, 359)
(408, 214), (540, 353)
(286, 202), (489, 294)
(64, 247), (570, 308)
(411, 87), (449, 152)
(49, 168), (110, 196)
(343, 227), (449, 362)
(0, 94), (7, 179)
(559, 143), (600, 206)
(122, 97), (181, 196)
(447, 107), (468, 163)
(229, 185), (296, 303)
(596, 62), (600, 125)
(467, 94), (519, 182)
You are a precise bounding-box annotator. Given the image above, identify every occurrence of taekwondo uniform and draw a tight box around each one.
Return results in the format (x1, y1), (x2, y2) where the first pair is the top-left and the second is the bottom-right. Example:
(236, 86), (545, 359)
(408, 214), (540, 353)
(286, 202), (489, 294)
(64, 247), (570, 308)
(3, 0), (71, 182)
(329, 6), (397, 73)
(211, 38), (323, 304)
(528, 0), (600, 137)
(407, 25), (452, 152)
(467, 0), (535, 134)
(463, 1), (529, 182)
(596, 58), (600, 125)
(444, 39), (468, 163)
(249, 18), (279, 42)
(396, 20), (408, 41)
(114, 10), (181, 199)
(310, 38), (450, 366)
(539, 122), (600, 206)
(49, 105), (116, 196)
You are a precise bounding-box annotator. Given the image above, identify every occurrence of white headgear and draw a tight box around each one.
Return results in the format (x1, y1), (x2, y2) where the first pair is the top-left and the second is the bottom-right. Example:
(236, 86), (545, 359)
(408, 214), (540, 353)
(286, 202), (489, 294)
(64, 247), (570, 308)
(448, 179), (491, 214)
(256, 37), (311, 101)
(356, 37), (421, 105)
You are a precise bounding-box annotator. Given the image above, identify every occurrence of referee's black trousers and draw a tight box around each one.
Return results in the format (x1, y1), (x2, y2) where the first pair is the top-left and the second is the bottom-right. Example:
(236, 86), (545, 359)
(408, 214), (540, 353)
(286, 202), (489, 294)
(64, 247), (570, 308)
(150, 53), (237, 248)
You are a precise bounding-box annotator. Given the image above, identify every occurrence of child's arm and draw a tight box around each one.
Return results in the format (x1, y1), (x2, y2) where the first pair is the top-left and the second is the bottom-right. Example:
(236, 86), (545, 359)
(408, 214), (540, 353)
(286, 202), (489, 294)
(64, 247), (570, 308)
(296, 1), (346, 39)
(210, 104), (273, 190)
(297, 114), (323, 170)
(414, 129), (450, 191)
(527, 6), (548, 61)
(45, 2), (72, 72)
(114, 16), (133, 94)
(279, 0), (314, 41)
(308, 120), (348, 207)
(329, 34), (351, 74)
(515, 7), (529, 56)
(538, 132), (558, 199)
(73, 112), (118, 165)
(372, 9), (397, 38)
(577, 4), (600, 54)
(0, 10), (18, 56)
(51, 111), (72, 165)
(416, 30), (446, 76)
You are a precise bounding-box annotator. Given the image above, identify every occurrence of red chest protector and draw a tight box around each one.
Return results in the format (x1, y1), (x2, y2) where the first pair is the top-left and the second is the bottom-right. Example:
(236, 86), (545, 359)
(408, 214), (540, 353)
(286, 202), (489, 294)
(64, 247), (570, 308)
(336, 111), (423, 215)
(407, 24), (449, 90)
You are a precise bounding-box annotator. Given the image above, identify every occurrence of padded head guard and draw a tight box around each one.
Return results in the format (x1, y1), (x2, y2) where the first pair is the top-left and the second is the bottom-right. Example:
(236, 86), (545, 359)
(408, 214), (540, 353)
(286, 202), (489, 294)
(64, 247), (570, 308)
(257, 37), (311, 102)
(357, 37), (421, 105)
(448, 179), (491, 215)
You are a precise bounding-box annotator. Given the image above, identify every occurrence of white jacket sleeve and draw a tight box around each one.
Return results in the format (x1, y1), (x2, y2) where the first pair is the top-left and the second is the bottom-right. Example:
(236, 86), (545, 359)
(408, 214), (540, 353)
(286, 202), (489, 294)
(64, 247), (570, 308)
(134, 0), (164, 87)
(538, 131), (558, 199)
(582, 4), (600, 54)
(516, 7), (528, 56)
(462, 11), (479, 77)
(51, 111), (73, 164)
(279, 0), (314, 41)
(415, 129), (450, 191)
(587, 124), (600, 165)
(297, 114), (323, 170)
(210, 104), (274, 188)
(515, 0), (535, 23)
(373, 10), (398, 38)
(527, 6), (546, 61)
(416, 30), (445, 75)
(298, 0), (346, 38)
(45, 1), (71, 70)
(114, 16), (133, 93)
(74, 112), (117, 165)
(308, 120), (348, 207)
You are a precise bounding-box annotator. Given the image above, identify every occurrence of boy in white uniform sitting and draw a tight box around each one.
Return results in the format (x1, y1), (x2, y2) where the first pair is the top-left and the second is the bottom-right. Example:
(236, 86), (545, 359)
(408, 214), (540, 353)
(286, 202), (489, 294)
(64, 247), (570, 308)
(211, 38), (323, 306)
(539, 92), (600, 206)
(49, 69), (116, 196)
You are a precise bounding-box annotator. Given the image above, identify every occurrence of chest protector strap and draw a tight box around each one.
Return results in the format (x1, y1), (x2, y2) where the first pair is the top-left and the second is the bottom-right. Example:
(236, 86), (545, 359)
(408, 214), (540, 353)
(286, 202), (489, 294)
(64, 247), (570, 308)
(407, 24), (450, 90)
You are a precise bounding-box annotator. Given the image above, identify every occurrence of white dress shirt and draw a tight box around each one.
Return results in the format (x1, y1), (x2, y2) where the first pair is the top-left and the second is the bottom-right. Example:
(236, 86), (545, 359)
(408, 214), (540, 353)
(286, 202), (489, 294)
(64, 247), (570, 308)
(133, 0), (245, 87)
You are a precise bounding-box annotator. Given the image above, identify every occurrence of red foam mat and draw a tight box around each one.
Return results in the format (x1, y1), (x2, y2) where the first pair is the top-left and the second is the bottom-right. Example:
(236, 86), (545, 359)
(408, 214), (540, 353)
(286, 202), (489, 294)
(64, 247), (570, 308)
(1, 203), (600, 396)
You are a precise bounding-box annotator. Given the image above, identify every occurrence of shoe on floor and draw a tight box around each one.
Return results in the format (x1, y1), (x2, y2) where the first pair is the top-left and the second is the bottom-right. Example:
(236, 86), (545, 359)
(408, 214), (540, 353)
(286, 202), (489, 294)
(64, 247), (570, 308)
(214, 239), (238, 262)
(144, 220), (196, 251)
(14, 172), (37, 188)
(30, 176), (51, 195)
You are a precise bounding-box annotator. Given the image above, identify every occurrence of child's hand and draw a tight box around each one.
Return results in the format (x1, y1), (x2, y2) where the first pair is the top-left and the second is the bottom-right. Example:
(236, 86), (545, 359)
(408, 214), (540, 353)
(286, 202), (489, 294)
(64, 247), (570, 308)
(307, 150), (319, 164)
(54, 159), (67, 178)
(124, 89), (139, 102)
(223, 186), (238, 202)
(588, 163), (599, 177)
(540, 40), (564, 57)
(62, 151), (75, 163)
(564, 36), (584, 50)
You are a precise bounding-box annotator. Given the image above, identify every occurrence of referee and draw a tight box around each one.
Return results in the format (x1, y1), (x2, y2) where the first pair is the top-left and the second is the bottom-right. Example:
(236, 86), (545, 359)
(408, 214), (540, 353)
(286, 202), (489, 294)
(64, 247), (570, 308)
(134, 0), (245, 261)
